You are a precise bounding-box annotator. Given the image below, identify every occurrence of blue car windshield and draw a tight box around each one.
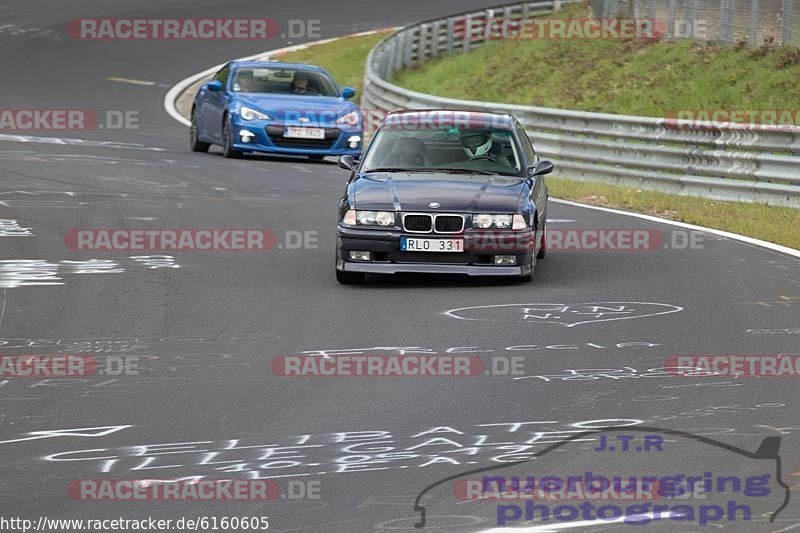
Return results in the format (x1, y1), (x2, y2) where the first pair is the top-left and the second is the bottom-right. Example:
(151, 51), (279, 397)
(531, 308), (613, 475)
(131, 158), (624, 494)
(361, 127), (523, 175)
(232, 67), (338, 97)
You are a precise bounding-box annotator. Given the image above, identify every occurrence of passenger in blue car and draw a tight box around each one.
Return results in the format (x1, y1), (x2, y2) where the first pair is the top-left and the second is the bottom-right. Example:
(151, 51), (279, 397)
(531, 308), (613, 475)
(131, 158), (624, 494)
(234, 71), (256, 93)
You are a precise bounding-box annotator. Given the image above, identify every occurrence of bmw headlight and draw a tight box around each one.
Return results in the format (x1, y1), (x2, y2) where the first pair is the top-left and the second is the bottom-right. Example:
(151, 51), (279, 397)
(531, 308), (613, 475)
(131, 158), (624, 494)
(473, 214), (516, 229)
(239, 106), (270, 121)
(336, 111), (361, 127)
(357, 211), (395, 226)
(493, 215), (513, 229)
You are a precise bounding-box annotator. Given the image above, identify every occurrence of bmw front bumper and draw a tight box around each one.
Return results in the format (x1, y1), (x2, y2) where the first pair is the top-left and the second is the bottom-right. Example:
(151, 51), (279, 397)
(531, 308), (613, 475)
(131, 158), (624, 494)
(336, 225), (535, 277)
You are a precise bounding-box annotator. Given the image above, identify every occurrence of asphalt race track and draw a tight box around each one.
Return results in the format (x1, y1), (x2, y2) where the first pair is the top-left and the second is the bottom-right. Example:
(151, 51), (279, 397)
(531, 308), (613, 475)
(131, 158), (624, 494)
(0, 1), (799, 531)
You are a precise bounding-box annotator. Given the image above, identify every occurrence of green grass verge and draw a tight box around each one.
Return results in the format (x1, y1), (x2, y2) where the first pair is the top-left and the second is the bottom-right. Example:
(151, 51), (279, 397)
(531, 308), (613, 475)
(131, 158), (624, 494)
(275, 27), (799, 250)
(549, 177), (800, 249)
(393, 3), (800, 117)
(277, 31), (391, 97)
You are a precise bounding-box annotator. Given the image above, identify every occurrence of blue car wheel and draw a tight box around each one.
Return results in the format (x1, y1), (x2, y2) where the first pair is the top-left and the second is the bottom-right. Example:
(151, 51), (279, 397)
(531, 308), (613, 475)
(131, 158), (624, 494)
(221, 114), (242, 159)
(190, 108), (210, 153)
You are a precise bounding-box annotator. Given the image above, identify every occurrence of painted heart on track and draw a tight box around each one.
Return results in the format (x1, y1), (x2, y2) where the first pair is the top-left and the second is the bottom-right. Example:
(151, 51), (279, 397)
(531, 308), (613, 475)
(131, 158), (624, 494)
(444, 302), (683, 327)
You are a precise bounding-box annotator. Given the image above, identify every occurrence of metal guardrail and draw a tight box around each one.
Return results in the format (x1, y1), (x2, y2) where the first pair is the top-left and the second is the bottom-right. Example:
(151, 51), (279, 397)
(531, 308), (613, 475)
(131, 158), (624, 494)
(593, 0), (800, 46)
(361, 0), (800, 207)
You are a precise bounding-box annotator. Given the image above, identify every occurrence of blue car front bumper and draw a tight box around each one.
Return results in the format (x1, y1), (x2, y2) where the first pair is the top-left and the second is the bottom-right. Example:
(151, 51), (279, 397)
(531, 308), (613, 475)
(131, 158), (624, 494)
(230, 116), (362, 156)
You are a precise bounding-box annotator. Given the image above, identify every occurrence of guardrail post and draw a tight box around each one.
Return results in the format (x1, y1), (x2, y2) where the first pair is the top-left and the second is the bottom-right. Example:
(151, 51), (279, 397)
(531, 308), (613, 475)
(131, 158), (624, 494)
(720, 0), (734, 44)
(431, 21), (441, 58)
(384, 42), (394, 80)
(446, 18), (455, 55)
(687, 0), (700, 39)
(416, 26), (423, 65)
(667, 0), (677, 39)
(463, 14), (472, 52)
(782, 0), (792, 44)
(404, 29), (414, 67)
(396, 32), (406, 71)
(608, 0), (618, 19)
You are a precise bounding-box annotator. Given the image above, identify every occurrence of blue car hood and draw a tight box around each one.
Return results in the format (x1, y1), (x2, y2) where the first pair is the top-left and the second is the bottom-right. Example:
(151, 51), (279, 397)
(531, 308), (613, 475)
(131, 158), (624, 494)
(233, 94), (356, 123)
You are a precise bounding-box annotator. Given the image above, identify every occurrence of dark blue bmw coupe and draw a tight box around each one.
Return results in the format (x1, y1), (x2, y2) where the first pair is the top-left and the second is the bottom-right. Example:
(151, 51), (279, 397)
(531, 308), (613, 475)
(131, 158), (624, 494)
(335, 110), (553, 284)
(190, 61), (363, 159)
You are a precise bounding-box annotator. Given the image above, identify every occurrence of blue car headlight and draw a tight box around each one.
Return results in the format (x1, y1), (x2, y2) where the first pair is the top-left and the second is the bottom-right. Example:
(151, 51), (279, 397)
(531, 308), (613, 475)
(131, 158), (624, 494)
(335, 111), (361, 127)
(239, 106), (271, 121)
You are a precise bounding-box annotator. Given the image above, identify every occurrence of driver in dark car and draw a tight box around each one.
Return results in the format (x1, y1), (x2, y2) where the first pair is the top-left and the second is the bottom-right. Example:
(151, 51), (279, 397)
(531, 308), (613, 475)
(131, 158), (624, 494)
(460, 130), (512, 167)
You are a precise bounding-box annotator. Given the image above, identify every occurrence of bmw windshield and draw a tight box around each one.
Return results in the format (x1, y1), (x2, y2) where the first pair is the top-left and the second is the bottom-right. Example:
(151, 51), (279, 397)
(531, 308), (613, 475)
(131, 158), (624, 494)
(361, 127), (524, 176)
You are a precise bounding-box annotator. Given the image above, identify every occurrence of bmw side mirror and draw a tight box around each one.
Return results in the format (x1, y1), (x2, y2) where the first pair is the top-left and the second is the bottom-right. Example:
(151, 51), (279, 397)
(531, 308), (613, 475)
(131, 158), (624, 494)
(528, 160), (554, 177)
(207, 80), (224, 92)
(338, 154), (357, 171)
(341, 87), (356, 100)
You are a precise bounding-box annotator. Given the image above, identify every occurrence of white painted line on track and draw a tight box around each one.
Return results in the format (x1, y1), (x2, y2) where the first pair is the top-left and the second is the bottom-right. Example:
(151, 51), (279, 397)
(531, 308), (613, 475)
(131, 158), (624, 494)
(106, 76), (156, 86)
(0, 133), (167, 152)
(551, 198), (800, 258)
(292, 164), (312, 174)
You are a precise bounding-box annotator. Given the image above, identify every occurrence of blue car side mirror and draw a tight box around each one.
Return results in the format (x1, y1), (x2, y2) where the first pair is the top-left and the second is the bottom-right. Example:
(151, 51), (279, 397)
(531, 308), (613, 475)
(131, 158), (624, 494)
(207, 80), (224, 92)
(341, 87), (356, 100)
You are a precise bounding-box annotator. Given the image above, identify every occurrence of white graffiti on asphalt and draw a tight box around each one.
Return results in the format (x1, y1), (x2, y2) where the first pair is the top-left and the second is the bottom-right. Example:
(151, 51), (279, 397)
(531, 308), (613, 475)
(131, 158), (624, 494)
(0, 219), (33, 236)
(0, 257), (181, 288)
(299, 342), (662, 359)
(41, 419), (644, 479)
(445, 302), (683, 327)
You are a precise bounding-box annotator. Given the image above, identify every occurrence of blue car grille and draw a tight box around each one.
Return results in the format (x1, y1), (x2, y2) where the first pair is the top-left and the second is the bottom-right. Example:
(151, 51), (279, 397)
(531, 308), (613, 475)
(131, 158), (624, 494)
(266, 125), (339, 150)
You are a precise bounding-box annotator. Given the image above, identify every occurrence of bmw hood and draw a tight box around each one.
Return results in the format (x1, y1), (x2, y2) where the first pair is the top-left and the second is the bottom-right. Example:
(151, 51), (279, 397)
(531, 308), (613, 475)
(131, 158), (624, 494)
(352, 174), (526, 212)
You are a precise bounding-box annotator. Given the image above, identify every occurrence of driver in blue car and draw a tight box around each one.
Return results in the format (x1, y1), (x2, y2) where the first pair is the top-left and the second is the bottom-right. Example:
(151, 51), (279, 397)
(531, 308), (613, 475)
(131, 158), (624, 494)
(292, 72), (318, 95)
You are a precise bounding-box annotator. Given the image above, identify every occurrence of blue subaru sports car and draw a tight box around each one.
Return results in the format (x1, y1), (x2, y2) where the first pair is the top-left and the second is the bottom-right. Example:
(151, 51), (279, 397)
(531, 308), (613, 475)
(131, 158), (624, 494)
(190, 61), (363, 159)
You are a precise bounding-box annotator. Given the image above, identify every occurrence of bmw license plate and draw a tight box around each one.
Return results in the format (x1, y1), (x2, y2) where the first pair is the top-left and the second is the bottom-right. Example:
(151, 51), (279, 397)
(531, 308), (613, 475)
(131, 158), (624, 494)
(401, 237), (464, 252)
(284, 127), (325, 139)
